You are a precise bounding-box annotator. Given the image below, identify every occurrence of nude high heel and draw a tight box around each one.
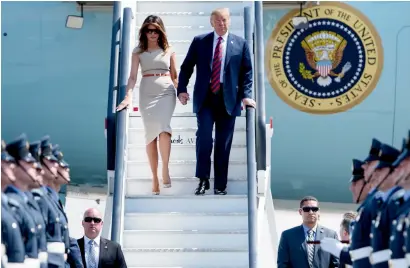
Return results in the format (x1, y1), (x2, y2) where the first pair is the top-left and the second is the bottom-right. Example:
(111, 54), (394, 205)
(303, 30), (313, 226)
(163, 177), (172, 188)
(152, 179), (160, 195)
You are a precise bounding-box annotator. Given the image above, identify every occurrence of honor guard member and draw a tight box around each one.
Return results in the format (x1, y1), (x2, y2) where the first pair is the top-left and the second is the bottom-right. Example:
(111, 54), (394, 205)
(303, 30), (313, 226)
(6, 136), (49, 268)
(388, 135), (410, 268)
(50, 143), (84, 268)
(321, 139), (382, 268)
(4, 134), (44, 268)
(368, 144), (401, 268)
(341, 159), (368, 268)
(1, 141), (26, 267)
(30, 139), (65, 268)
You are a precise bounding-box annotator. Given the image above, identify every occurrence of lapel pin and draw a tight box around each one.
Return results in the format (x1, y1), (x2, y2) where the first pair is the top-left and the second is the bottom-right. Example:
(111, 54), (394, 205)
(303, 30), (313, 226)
(231, 41), (233, 44)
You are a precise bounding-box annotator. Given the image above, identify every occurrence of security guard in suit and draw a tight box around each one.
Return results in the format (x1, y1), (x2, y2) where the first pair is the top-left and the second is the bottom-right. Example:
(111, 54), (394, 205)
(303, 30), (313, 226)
(43, 141), (83, 268)
(4, 134), (42, 268)
(321, 138), (382, 268)
(1, 141), (26, 267)
(388, 135), (410, 268)
(30, 139), (66, 268)
(368, 144), (402, 268)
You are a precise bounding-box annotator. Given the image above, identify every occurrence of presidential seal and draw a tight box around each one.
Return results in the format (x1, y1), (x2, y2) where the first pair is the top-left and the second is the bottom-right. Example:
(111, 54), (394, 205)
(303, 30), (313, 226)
(265, 2), (383, 114)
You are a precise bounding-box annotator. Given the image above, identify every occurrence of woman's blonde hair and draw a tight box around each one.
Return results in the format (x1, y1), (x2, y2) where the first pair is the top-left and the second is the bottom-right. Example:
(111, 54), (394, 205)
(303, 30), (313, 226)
(137, 15), (169, 53)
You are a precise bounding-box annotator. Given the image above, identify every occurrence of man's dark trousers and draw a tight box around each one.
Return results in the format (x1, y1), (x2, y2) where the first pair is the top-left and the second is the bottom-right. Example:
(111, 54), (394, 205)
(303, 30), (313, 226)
(195, 84), (236, 191)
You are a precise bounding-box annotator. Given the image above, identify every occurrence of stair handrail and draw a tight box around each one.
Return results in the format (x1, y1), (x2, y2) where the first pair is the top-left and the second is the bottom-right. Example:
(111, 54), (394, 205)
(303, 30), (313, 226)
(244, 6), (258, 268)
(106, 1), (121, 180)
(111, 7), (133, 244)
(254, 1), (267, 171)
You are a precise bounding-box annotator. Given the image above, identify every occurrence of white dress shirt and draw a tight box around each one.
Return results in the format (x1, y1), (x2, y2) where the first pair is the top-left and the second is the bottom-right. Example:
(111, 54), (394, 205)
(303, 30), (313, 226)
(84, 235), (100, 268)
(211, 31), (229, 83)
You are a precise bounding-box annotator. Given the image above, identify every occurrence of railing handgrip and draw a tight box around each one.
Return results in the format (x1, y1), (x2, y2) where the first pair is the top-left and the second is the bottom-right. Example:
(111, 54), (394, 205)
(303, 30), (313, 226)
(244, 6), (258, 268)
(111, 7), (133, 244)
(254, 1), (267, 171)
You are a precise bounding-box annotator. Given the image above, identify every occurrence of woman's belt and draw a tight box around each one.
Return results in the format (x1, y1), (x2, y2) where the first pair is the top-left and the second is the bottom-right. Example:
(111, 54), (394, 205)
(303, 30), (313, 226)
(142, 73), (170, 77)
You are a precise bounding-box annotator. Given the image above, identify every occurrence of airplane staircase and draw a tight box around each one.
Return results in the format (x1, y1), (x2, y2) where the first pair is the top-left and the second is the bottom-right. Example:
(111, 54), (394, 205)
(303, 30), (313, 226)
(104, 1), (278, 267)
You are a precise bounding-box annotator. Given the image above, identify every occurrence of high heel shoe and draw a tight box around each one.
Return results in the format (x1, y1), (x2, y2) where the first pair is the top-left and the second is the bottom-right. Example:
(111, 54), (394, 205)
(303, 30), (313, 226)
(162, 177), (172, 188)
(152, 180), (160, 195)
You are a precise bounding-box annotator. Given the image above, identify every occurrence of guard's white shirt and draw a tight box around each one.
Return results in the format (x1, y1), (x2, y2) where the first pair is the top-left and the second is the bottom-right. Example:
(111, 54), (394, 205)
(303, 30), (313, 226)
(211, 31), (229, 83)
(84, 235), (101, 267)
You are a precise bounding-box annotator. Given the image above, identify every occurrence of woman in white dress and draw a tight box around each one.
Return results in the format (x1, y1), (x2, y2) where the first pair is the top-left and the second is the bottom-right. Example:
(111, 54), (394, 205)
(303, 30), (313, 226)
(116, 15), (177, 195)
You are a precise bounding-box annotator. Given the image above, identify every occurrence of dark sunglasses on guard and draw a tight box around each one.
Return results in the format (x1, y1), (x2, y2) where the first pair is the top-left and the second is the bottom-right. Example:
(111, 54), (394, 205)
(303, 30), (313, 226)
(84, 217), (102, 223)
(302, 206), (319, 213)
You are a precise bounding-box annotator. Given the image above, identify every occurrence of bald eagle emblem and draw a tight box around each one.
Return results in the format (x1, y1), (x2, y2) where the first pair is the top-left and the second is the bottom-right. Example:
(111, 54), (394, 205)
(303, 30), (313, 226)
(299, 31), (352, 87)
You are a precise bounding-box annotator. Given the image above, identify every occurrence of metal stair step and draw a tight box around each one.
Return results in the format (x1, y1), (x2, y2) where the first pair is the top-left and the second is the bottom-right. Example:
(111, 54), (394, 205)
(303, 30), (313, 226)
(124, 195), (248, 214)
(125, 177), (247, 196)
(127, 144), (246, 161)
(127, 160), (247, 178)
(128, 114), (246, 129)
(135, 16), (244, 30)
(127, 129), (246, 146)
(123, 212), (248, 231)
(123, 230), (248, 249)
(124, 248), (248, 267)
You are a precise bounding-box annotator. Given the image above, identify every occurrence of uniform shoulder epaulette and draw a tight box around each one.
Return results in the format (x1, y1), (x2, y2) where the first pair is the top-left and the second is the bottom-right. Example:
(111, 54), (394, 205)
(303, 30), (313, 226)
(374, 191), (384, 199)
(31, 189), (44, 196)
(391, 188), (406, 200)
(7, 197), (21, 208)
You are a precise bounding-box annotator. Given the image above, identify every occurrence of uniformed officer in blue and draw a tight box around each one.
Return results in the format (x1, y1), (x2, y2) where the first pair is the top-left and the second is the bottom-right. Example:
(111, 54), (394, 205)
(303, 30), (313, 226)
(6, 135), (49, 268)
(47, 142), (83, 268)
(368, 144), (402, 268)
(321, 138), (383, 268)
(340, 158), (368, 268)
(388, 135), (410, 268)
(4, 134), (44, 268)
(30, 138), (66, 268)
(1, 140), (27, 267)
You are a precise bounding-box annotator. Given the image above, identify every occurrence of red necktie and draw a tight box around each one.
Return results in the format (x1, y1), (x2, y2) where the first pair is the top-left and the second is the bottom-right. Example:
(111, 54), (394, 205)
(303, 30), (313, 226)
(210, 36), (223, 94)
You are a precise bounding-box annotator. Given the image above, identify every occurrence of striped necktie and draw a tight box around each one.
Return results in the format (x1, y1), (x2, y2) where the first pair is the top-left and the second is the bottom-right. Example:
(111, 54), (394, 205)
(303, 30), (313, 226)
(307, 229), (315, 267)
(210, 36), (223, 94)
(88, 240), (97, 268)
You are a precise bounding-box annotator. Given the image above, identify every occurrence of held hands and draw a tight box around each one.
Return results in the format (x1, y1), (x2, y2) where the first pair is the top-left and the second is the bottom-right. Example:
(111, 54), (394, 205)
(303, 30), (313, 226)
(320, 237), (344, 257)
(178, 93), (190, 105)
(116, 93), (132, 112)
(242, 98), (256, 108)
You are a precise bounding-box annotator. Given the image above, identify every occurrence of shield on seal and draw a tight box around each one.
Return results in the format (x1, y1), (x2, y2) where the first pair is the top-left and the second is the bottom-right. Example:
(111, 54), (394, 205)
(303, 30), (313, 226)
(316, 60), (332, 77)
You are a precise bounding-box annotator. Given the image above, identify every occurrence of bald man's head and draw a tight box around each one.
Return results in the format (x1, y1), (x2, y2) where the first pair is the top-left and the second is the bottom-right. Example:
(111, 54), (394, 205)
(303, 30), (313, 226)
(82, 208), (103, 239)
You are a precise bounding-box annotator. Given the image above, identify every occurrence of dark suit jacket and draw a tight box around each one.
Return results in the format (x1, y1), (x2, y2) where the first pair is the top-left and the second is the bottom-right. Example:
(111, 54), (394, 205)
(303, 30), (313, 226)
(177, 32), (253, 116)
(277, 225), (340, 268)
(77, 237), (127, 268)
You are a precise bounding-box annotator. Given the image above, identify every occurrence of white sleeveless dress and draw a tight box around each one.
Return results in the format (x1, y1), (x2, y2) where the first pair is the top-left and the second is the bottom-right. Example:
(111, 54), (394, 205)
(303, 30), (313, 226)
(133, 47), (176, 145)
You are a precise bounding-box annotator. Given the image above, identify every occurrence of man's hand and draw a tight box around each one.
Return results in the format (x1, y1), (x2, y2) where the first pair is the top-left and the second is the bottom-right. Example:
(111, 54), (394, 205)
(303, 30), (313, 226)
(178, 93), (190, 105)
(320, 237), (344, 257)
(242, 98), (256, 108)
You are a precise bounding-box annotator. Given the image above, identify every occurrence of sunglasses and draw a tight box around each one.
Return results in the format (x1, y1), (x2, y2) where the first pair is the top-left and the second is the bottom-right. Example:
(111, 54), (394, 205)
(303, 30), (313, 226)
(84, 217), (102, 223)
(302, 206), (319, 213)
(145, 28), (160, 34)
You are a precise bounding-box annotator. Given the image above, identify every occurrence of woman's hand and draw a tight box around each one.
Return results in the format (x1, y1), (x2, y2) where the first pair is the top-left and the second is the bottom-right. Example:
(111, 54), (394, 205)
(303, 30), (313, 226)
(116, 94), (132, 112)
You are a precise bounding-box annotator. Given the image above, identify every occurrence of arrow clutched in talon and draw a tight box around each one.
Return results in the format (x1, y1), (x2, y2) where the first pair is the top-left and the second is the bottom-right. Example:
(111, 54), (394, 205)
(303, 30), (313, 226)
(335, 62), (352, 83)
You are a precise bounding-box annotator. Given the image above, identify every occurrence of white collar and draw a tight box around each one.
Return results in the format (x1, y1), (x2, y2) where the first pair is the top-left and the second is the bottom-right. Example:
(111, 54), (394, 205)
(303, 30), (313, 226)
(84, 234), (101, 246)
(213, 31), (229, 42)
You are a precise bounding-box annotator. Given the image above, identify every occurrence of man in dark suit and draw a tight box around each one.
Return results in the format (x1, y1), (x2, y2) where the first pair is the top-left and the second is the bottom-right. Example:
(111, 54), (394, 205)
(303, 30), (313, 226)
(277, 196), (339, 268)
(77, 208), (127, 268)
(177, 7), (255, 195)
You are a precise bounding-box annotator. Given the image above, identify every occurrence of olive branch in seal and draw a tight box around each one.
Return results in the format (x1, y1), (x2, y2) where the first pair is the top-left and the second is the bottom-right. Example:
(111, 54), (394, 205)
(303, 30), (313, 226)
(299, 63), (314, 82)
